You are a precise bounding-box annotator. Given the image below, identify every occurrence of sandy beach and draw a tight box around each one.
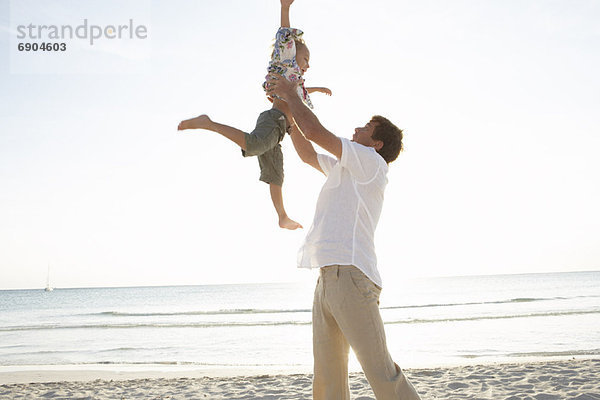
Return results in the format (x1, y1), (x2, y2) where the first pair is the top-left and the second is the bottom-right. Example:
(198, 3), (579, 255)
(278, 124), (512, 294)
(1, 358), (599, 399)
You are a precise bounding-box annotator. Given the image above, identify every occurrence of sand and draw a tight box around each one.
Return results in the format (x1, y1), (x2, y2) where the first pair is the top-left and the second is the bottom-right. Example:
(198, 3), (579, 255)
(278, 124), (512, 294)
(1, 358), (599, 399)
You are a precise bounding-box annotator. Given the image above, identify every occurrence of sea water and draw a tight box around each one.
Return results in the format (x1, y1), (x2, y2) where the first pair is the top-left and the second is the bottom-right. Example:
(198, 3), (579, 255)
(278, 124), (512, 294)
(0, 271), (598, 372)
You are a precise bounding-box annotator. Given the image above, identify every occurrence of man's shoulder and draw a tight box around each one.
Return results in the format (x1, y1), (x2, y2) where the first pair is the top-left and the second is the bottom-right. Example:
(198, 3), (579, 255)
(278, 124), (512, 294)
(342, 138), (386, 165)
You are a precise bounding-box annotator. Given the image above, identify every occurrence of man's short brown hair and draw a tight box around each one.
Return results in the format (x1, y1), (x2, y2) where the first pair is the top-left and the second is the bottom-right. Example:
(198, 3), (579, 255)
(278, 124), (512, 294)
(370, 115), (403, 163)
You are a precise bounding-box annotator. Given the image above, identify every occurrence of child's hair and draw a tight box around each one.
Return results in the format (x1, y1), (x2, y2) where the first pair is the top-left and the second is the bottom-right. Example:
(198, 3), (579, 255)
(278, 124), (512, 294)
(269, 38), (307, 57)
(294, 39), (308, 54)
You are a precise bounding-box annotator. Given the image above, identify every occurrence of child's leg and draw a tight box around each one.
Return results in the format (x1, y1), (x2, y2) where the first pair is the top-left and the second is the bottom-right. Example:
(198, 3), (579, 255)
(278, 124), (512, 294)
(269, 183), (302, 230)
(178, 114), (247, 150)
(180, 112), (300, 229)
(259, 142), (301, 230)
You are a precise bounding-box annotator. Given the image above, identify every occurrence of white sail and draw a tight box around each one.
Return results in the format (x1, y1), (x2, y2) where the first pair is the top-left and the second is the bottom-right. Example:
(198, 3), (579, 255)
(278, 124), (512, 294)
(45, 263), (53, 292)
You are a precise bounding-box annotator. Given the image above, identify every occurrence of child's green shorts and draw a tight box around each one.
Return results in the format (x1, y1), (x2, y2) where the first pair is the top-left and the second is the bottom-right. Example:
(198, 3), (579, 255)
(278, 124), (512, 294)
(241, 108), (288, 187)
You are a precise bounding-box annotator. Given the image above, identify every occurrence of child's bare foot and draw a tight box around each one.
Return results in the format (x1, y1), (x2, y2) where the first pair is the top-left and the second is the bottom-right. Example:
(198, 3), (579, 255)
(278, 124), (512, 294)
(279, 215), (303, 230)
(178, 114), (213, 131)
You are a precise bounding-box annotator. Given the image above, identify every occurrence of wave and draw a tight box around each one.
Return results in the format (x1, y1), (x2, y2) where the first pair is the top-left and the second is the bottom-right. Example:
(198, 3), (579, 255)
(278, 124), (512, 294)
(75, 294), (600, 318)
(386, 309), (600, 325)
(93, 308), (311, 317)
(505, 349), (600, 358)
(4, 352), (599, 368)
(381, 295), (595, 311)
(3, 349), (82, 356)
(0, 320), (312, 332)
(459, 349), (600, 359)
(4, 346), (177, 357)
(0, 360), (306, 368)
(2, 309), (599, 332)
(94, 346), (176, 353)
(86, 361), (305, 367)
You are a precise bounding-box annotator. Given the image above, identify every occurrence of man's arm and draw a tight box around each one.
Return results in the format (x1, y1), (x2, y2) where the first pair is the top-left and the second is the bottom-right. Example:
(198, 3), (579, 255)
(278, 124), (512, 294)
(280, 0), (293, 28)
(267, 75), (342, 159)
(289, 124), (324, 174)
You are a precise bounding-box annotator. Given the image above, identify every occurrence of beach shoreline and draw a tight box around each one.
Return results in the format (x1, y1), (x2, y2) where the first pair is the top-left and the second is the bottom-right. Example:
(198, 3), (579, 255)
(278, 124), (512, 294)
(2, 358), (599, 399)
(2, 355), (599, 384)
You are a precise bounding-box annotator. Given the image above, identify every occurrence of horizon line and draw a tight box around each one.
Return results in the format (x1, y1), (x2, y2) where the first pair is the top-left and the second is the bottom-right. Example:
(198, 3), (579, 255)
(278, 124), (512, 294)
(1, 268), (598, 292)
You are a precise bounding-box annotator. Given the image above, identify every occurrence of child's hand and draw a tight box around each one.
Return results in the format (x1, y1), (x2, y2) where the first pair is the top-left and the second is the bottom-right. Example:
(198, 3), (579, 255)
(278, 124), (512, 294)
(306, 87), (333, 96)
(281, 0), (294, 7)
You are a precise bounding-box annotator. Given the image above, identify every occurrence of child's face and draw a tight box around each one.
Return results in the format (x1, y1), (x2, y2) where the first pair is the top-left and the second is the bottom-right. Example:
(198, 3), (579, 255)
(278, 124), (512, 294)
(296, 44), (310, 75)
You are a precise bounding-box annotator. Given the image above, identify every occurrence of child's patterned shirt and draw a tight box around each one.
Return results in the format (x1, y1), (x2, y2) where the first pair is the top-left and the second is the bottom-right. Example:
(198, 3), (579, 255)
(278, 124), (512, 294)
(263, 27), (313, 109)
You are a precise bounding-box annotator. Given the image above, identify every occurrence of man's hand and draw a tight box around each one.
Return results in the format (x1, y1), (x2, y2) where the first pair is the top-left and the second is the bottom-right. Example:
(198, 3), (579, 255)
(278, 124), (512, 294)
(281, 0), (294, 8)
(267, 75), (342, 159)
(266, 74), (298, 102)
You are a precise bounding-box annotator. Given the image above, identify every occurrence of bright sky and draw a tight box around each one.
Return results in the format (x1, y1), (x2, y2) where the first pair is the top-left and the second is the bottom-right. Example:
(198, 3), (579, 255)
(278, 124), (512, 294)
(1, 0), (599, 290)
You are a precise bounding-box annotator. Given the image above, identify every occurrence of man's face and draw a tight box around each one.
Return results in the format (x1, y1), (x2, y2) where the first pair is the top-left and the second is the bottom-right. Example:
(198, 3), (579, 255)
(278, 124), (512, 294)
(352, 121), (381, 149)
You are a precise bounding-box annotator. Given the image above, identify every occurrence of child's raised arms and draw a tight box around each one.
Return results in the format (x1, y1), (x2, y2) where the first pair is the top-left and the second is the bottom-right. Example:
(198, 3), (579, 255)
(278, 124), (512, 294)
(280, 0), (295, 28)
(281, 0), (295, 9)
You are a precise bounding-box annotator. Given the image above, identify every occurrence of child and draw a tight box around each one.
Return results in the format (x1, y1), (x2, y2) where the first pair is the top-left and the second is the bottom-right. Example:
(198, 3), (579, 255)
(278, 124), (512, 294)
(177, 0), (331, 230)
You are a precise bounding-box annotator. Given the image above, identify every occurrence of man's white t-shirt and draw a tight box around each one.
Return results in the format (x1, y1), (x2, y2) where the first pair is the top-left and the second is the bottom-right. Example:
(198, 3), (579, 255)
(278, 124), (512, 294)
(297, 137), (389, 288)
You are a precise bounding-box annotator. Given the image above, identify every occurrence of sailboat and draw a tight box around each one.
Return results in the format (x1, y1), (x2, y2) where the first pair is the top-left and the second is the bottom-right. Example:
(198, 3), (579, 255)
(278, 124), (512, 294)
(45, 263), (53, 292)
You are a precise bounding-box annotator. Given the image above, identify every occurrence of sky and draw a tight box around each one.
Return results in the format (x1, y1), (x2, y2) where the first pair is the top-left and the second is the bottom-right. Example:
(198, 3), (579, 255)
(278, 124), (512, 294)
(0, 0), (599, 290)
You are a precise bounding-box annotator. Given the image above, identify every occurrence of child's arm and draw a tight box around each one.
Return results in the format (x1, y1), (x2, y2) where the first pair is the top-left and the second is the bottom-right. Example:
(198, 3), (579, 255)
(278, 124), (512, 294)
(280, 0), (294, 28)
(306, 87), (333, 96)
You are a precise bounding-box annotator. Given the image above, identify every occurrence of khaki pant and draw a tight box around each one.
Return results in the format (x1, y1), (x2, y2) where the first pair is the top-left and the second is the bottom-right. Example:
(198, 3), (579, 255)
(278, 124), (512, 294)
(312, 265), (421, 400)
(241, 108), (287, 186)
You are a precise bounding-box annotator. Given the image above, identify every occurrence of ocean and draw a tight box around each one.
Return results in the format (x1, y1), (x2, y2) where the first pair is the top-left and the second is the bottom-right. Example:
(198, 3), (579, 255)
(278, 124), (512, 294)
(0, 271), (599, 373)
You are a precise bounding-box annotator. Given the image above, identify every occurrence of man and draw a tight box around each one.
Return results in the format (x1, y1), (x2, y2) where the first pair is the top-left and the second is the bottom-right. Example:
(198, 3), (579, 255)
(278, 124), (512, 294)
(266, 74), (421, 400)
